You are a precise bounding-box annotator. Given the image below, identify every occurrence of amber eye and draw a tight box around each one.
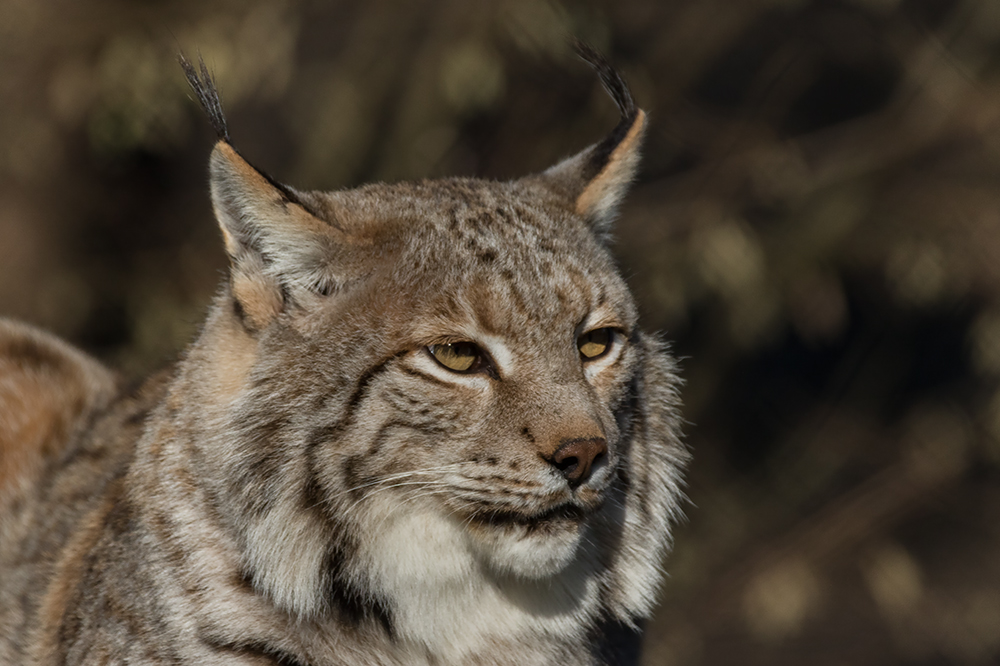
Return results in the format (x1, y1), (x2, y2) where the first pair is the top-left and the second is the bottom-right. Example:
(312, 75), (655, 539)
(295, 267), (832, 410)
(429, 342), (481, 373)
(578, 328), (613, 360)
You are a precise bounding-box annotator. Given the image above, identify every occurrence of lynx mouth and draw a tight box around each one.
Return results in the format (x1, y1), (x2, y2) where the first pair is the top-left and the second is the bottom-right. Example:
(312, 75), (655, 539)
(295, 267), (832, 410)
(466, 500), (600, 533)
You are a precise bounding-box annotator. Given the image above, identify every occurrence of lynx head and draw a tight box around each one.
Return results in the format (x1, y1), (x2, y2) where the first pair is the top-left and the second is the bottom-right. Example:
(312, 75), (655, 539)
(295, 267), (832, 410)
(179, 47), (685, 650)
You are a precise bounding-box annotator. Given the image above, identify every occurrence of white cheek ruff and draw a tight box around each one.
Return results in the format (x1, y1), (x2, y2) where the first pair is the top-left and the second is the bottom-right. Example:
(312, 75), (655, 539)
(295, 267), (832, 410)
(360, 506), (602, 660)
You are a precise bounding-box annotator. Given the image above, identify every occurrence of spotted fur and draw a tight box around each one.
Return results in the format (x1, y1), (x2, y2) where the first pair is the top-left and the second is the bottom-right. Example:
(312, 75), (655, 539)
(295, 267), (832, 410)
(0, 46), (688, 665)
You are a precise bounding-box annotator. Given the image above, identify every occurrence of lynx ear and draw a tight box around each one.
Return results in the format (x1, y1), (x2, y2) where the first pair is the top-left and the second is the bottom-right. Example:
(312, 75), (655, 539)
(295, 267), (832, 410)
(181, 54), (341, 330)
(211, 143), (343, 329)
(534, 43), (646, 235)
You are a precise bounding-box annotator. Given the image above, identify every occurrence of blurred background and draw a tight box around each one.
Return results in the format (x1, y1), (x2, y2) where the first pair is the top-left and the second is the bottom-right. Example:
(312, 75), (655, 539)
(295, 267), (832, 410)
(2, 0), (1000, 663)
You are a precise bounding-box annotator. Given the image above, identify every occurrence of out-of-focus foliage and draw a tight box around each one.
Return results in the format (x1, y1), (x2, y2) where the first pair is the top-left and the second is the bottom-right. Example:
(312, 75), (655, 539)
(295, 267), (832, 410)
(2, 0), (1000, 663)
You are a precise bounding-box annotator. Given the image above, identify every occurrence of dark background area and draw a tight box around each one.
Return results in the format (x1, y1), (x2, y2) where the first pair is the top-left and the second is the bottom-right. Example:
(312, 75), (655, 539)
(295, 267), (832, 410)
(2, 0), (1000, 663)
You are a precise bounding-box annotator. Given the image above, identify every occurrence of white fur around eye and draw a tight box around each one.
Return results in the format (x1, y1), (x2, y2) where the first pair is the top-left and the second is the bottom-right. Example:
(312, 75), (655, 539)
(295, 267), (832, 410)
(409, 349), (492, 388)
(407, 332), (514, 387)
(582, 329), (625, 381)
(475, 334), (514, 376)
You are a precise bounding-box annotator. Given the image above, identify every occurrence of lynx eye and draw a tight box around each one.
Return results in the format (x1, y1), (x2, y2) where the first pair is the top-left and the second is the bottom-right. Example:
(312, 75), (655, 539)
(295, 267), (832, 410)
(578, 328), (613, 360)
(428, 342), (481, 373)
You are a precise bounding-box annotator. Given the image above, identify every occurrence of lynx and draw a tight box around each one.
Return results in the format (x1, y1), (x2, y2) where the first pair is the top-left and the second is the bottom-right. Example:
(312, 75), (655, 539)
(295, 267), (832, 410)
(0, 45), (688, 665)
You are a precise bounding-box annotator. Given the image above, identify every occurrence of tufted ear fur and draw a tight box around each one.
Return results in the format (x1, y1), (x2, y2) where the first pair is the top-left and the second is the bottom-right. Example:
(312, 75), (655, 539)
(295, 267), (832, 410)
(532, 43), (646, 237)
(181, 54), (348, 330)
(211, 143), (353, 328)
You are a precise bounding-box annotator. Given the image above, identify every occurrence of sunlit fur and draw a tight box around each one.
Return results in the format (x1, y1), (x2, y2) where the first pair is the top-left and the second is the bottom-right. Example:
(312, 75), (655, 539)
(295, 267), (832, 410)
(0, 51), (688, 666)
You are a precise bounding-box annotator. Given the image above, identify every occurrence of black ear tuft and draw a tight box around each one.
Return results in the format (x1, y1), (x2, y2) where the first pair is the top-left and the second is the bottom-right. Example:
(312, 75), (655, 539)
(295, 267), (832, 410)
(529, 43), (647, 234)
(179, 53), (322, 219)
(573, 40), (639, 182)
(178, 52), (231, 144)
(573, 40), (637, 123)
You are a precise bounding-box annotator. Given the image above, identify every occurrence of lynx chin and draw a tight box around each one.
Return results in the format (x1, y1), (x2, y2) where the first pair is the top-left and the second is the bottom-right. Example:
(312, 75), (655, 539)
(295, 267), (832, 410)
(0, 44), (688, 665)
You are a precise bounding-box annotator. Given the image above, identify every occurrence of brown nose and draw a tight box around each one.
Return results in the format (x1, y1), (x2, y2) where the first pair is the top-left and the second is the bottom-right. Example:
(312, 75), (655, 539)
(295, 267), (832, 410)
(548, 438), (608, 488)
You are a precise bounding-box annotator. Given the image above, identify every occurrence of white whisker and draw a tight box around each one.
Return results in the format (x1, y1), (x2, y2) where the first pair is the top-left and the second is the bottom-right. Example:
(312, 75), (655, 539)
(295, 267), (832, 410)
(307, 462), (469, 510)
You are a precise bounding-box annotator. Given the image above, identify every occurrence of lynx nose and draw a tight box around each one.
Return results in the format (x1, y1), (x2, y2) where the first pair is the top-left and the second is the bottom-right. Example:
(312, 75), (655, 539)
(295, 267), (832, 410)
(548, 438), (608, 488)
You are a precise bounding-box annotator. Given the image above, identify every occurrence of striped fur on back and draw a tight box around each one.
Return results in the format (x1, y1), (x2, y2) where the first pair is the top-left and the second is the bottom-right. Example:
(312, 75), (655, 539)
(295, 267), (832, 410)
(0, 47), (688, 665)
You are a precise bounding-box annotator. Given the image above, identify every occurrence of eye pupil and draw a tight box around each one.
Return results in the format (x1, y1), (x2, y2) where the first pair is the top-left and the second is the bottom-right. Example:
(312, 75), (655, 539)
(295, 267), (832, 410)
(578, 328), (612, 359)
(430, 342), (479, 372)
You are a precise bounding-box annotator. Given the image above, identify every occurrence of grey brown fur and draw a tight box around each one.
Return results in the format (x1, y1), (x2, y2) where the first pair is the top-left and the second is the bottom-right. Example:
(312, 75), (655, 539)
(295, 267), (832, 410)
(0, 47), (688, 665)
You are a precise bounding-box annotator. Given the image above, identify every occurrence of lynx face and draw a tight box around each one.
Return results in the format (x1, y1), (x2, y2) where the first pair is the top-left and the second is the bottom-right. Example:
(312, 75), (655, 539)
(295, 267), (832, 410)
(297, 180), (641, 582)
(211, 174), (659, 625)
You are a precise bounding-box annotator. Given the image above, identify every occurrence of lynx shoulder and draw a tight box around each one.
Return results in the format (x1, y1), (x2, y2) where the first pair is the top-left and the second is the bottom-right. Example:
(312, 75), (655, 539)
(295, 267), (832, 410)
(0, 46), (688, 665)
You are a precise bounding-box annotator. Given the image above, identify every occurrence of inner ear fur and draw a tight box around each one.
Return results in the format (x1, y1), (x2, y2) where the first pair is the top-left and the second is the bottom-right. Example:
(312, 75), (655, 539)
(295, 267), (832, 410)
(530, 43), (647, 236)
(210, 142), (344, 330)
